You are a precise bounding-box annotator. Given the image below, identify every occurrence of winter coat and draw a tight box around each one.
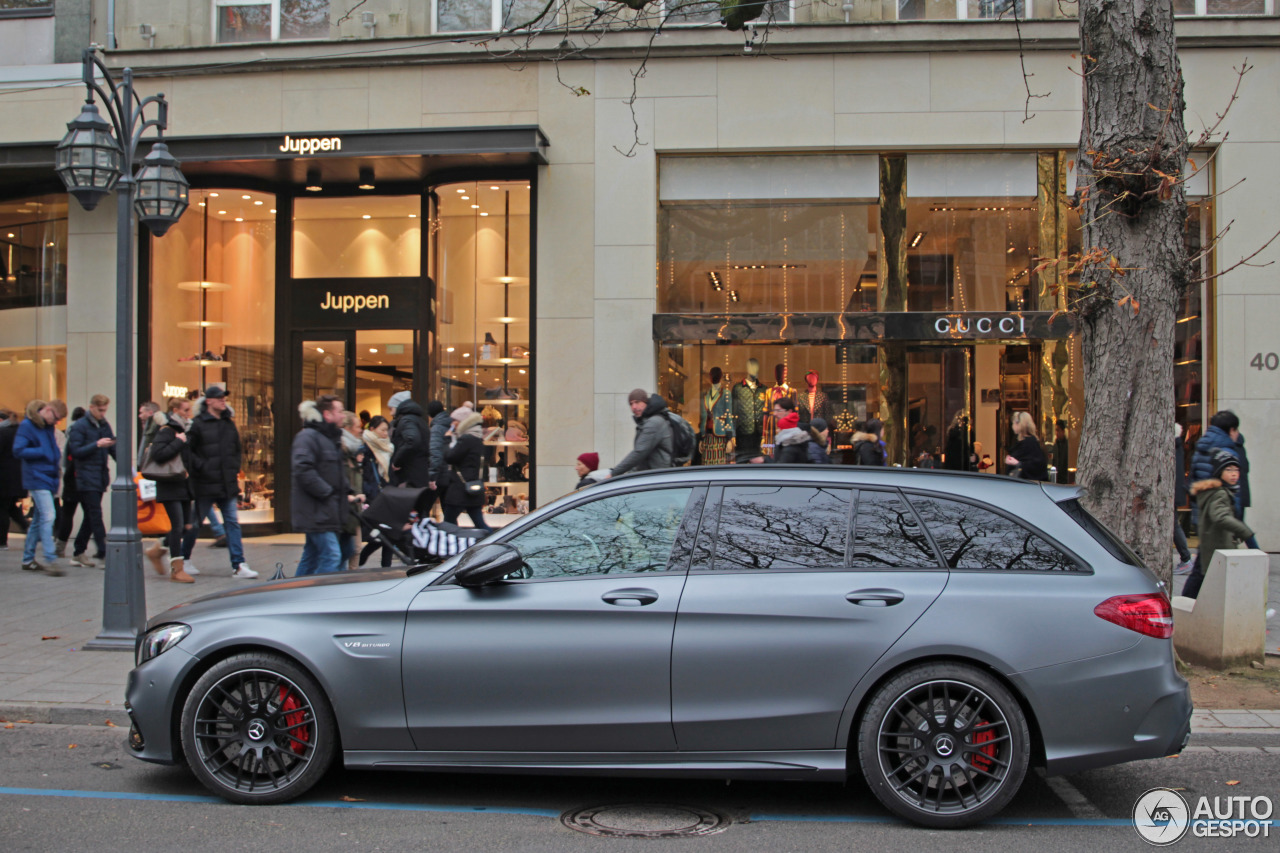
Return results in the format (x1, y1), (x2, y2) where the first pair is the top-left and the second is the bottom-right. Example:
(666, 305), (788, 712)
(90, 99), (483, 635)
(1191, 478), (1254, 574)
(13, 416), (61, 492)
(944, 424), (972, 471)
(428, 412), (451, 485)
(66, 414), (115, 493)
(138, 416), (161, 459)
(0, 420), (26, 499)
(611, 394), (673, 476)
(807, 436), (832, 465)
(443, 413), (487, 508)
(851, 432), (884, 466)
(146, 413), (195, 503)
(341, 440), (363, 535)
(361, 450), (386, 505)
(1191, 426), (1250, 523)
(389, 400), (431, 488)
(1008, 435), (1049, 481)
(772, 427), (812, 464)
(186, 403), (242, 500)
(290, 401), (349, 533)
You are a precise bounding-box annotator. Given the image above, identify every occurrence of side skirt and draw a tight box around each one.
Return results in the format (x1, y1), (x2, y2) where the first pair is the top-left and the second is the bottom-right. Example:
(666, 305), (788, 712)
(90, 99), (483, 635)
(343, 749), (848, 781)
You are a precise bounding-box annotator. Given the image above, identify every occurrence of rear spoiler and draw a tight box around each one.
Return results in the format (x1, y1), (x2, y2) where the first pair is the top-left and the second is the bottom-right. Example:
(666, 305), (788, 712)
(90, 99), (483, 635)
(1042, 483), (1084, 503)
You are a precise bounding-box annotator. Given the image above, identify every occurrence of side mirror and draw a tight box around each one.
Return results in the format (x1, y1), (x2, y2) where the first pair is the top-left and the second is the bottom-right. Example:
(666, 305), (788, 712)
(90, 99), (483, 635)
(453, 542), (524, 588)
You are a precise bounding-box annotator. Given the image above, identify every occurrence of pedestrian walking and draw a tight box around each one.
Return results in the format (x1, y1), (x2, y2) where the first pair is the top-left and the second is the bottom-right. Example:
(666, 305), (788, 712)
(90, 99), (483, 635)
(1182, 450), (1254, 600)
(144, 398), (196, 583)
(1191, 410), (1256, 548)
(442, 406), (491, 530)
(771, 411), (812, 463)
(426, 399), (449, 497)
(607, 389), (674, 477)
(137, 400), (161, 458)
(389, 397), (431, 488)
(1005, 411), (1048, 480)
(65, 394), (116, 567)
(358, 415), (394, 568)
(807, 418), (833, 464)
(575, 451), (603, 489)
(339, 411), (367, 570)
(0, 408), (29, 549)
(853, 419), (886, 466)
(944, 412), (972, 471)
(291, 396), (351, 576)
(1172, 423), (1194, 575)
(12, 400), (64, 575)
(182, 386), (256, 578)
(53, 405), (82, 557)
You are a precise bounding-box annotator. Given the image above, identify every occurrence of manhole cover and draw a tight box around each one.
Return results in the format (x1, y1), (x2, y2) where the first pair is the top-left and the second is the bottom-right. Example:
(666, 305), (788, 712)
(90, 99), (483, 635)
(561, 803), (730, 838)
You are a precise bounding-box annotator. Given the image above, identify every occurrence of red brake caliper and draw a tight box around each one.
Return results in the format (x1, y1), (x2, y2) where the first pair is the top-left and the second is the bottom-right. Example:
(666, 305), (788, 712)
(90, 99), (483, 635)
(278, 687), (309, 756)
(969, 720), (996, 773)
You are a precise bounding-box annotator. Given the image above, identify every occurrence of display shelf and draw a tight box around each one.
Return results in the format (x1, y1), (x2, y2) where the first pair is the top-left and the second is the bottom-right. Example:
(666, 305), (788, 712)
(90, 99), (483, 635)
(477, 357), (530, 367)
(178, 360), (230, 368)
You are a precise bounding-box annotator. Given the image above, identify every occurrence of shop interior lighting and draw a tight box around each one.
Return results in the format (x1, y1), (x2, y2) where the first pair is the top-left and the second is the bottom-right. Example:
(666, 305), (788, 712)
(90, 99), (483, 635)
(446, 346), (455, 352)
(729, 290), (740, 302)
(241, 194), (251, 200)
(254, 200), (263, 206)
(729, 263), (806, 270)
(305, 168), (323, 192)
(456, 188), (465, 193)
(479, 212), (488, 216)
(707, 271), (723, 291)
(209, 192), (219, 197)
(217, 210), (226, 215)
(909, 231), (926, 248)
(369, 348), (378, 353)
(362, 214), (371, 219)
(358, 167), (375, 190)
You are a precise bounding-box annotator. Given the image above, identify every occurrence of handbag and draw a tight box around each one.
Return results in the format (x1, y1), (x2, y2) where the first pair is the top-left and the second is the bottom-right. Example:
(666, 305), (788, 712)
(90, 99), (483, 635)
(140, 442), (187, 483)
(137, 495), (171, 535)
(464, 455), (490, 495)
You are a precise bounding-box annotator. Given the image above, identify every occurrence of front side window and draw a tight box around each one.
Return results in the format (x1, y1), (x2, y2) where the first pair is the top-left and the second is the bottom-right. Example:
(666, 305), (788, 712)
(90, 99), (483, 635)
(708, 485), (851, 571)
(850, 489), (939, 569)
(215, 0), (329, 43)
(507, 488), (693, 579)
(907, 493), (1081, 572)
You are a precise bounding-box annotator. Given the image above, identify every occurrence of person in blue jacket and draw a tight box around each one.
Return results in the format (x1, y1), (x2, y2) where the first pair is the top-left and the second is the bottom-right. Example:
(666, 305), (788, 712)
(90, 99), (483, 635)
(1191, 410), (1257, 548)
(65, 393), (116, 567)
(12, 400), (64, 575)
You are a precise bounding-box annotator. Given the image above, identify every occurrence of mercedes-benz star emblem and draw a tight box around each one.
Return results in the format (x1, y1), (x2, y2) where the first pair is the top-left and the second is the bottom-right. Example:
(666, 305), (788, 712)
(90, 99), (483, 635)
(246, 720), (268, 741)
(1132, 787), (1190, 846)
(934, 735), (955, 758)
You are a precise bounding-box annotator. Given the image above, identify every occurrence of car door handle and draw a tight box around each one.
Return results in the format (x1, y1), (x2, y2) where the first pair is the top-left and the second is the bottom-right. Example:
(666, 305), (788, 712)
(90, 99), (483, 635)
(846, 589), (905, 607)
(602, 588), (659, 607)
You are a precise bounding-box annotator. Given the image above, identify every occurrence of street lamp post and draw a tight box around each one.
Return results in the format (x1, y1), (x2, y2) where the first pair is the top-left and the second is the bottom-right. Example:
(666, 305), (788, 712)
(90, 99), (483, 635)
(56, 48), (189, 651)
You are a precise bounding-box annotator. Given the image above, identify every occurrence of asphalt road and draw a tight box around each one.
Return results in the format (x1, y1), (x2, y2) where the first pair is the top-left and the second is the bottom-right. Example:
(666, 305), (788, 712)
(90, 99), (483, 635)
(1, 725), (1276, 853)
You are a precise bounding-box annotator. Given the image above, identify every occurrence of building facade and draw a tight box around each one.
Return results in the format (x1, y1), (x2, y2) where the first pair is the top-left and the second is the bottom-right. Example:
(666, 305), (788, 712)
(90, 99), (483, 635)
(0, 2), (1276, 544)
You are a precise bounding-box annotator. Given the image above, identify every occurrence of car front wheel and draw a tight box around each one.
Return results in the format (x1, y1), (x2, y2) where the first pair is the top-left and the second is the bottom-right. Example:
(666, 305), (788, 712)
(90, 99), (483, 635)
(180, 652), (336, 804)
(857, 662), (1031, 828)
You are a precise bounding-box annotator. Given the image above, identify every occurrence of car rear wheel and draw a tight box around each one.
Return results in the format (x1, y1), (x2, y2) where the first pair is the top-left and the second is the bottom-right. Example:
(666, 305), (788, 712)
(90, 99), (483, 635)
(857, 662), (1030, 828)
(180, 653), (336, 805)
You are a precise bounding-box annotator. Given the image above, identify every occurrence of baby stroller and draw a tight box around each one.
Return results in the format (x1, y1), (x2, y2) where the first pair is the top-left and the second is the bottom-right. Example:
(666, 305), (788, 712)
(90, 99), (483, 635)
(360, 485), (489, 567)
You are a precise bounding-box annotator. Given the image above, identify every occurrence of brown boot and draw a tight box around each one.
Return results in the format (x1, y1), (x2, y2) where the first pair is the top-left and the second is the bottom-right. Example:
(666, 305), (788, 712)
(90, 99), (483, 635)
(145, 542), (167, 576)
(170, 557), (194, 584)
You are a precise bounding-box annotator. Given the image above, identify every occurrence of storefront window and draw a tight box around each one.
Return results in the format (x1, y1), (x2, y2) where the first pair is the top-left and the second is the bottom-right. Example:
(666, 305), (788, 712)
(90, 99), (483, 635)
(292, 195), (420, 279)
(434, 180), (533, 515)
(150, 189), (276, 522)
(0, 194), (66, 311)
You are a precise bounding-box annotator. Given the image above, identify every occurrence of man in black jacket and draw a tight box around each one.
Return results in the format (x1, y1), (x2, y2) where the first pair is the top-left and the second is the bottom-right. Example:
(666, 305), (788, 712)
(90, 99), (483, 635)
(65, 393), (116, 566)
(390, 398), (432, 488)
(181, 386), (257, 578)
(292, 396), (350, 576)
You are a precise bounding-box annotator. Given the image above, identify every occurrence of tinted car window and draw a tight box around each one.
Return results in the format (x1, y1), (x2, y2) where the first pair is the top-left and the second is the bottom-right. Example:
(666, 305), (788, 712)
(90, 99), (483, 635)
(1057, 498), (1139, 567)
(508, 488), (693, 579)
(849, 489), (940, 569)
(907, 494), (1081, 573)
(710, 486), (851, 571)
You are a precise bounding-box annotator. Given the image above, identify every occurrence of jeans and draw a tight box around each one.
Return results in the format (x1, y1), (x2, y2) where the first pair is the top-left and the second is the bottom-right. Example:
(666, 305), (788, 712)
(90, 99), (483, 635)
(73, 490), (107, 557)
(296, 531), (342, 575)
(182, 496), (243, 567)
(359, 539), (393, 568)
(443, 504), (491, 531)
(55, 488), (79, 542)
(1173, 514), (1191, 563)
(21, 489), (56, 563)
(1, 496), (28, 546)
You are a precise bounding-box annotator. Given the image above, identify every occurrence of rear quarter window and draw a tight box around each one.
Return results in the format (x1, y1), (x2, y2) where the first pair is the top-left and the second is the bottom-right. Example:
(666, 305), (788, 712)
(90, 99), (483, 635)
(906, 493), (1084, 573)
(1056, 498), (1144, 567)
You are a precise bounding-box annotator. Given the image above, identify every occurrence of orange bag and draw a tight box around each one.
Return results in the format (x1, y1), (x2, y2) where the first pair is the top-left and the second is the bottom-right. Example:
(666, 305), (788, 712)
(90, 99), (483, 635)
(135, 474), (171, 535)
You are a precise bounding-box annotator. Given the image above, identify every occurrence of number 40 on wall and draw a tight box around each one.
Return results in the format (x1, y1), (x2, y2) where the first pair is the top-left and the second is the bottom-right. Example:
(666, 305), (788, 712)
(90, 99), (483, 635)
(1249, 352), (1279, 370)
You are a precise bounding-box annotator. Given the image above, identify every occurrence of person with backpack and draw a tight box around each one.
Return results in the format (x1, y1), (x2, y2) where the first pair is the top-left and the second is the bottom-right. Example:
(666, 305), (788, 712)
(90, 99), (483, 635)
(608, 389), (675, 477)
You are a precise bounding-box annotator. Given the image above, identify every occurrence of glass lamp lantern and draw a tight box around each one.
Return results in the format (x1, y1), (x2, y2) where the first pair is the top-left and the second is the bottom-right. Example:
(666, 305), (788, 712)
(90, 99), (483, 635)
(54, 102), (123, 212)
(134, 142), (189, 236)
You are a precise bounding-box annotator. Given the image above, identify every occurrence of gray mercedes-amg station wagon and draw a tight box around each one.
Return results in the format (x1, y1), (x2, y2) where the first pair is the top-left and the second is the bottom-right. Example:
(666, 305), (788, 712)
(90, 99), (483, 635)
(125, 466), (1191, 828)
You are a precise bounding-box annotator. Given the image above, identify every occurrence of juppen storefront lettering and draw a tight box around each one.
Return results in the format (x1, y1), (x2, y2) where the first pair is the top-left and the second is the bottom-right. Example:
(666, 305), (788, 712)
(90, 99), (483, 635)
(320, 292), (389, 313)
(279, 135), (342, 155)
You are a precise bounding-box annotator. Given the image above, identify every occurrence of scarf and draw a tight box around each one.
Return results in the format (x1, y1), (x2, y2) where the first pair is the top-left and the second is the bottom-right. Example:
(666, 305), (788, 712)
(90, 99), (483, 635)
(363, 430), (392, 481)
(341, 429), (364, 458)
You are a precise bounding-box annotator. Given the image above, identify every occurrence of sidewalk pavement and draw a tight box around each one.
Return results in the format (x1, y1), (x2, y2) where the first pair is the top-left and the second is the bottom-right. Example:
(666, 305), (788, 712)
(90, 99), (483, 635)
(1, 534), (1278, 734)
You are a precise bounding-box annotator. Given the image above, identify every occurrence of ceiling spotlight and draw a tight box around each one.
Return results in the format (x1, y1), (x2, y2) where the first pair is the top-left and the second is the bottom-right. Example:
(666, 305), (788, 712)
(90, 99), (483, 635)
(362, 214), (371, 219)
(729, 290), (740, 303)
(462, 353), (470, 358)
(369, 348), (378, 353)
(241, 194), (251, 200)
(209, 192), (219, 197)
(218, 210), (226, 215)
(479, 212), (488, 217)
(909, 232), (926, 248)
(234, 217), (243, 222)
(315, 347), (325, 354)
(358, 167), (375, 190)
(305, 168), (322, 192)
(408, 214), (417, 218)
(707, 271), (723, 291)
(254, 200), (263, 206)
(269, 209), (277, 213)
(471, 204), (479, 209)
(490, 185), (500, 190)
(461, 196), (469, 200)
(197, 202), (205, 207)
(456, 188), (465, 193)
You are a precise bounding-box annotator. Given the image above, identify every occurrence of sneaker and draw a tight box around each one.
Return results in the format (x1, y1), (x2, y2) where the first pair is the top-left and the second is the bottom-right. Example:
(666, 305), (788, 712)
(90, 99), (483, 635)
(1267, 608), (1277, 620)
(69, 553), (96, 568)
(22, 560), (63, 577)
(211, 535), (228, 549)
(232, 563), (258, 579)
(21, 560), (40, 572)
(1173, 558), (1194, 575)
(185, 563), (200, 575)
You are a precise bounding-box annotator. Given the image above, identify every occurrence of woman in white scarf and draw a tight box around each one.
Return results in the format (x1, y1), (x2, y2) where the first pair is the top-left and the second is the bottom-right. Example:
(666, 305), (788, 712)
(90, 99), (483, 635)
(362, 415), (393, 483)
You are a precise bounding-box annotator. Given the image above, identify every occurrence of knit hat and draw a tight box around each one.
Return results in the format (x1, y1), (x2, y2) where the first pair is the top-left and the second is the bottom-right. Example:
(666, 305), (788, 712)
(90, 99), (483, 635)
(628, 388), (649, 404)
(426, 400), (444, 417)
(577, 452), (600, 472)
(1211, 449), (1240, 479)
(778, 412), (800, 431)
(387, 391), (411, 412)
(450, 405), (472, 422)
(810, 417), (828, 434)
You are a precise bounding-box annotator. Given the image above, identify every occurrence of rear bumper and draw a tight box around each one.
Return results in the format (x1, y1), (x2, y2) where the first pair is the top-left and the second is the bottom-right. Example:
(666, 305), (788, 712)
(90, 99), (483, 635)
(1012, 641), (1192, 777)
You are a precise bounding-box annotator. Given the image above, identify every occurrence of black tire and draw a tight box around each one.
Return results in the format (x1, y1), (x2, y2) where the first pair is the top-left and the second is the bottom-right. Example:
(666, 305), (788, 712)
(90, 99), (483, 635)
(857, 662), (1030, 829)
(180, 652), (337, 805)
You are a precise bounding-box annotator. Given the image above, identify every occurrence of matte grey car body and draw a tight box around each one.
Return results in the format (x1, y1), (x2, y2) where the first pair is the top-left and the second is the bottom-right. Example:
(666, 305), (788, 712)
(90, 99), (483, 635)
(125, 466), (1191, 828)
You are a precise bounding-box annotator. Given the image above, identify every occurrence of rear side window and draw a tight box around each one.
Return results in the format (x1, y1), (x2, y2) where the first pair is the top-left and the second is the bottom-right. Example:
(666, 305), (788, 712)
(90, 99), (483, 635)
(849, 489), (940, 570)
(907, 494), (1082, 573)
(1057, 498), (1142, 567)
(708, 485), (851, 571)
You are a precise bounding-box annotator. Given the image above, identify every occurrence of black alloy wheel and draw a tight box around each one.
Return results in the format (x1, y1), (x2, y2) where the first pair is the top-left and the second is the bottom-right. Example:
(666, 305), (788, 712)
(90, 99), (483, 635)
(857, 663), (1030, 828)
(180, 653), (336, 805)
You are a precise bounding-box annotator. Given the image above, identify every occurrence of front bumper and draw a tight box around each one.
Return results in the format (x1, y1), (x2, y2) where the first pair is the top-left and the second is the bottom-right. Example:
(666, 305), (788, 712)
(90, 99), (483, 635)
(124, 646), (201, 765)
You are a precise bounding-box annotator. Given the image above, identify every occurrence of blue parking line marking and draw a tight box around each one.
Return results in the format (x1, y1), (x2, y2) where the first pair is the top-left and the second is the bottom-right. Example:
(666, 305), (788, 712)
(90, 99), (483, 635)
(750, 812), (1132, 827)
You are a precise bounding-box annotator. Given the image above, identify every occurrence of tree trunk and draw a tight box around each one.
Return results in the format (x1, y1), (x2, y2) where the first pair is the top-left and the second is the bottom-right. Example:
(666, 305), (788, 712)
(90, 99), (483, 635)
(1076, 0), (1188, 583)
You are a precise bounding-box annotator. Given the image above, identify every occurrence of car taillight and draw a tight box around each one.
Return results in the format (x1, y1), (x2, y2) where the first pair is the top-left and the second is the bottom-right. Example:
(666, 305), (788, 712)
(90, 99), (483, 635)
(1094, 593), (1174, 639)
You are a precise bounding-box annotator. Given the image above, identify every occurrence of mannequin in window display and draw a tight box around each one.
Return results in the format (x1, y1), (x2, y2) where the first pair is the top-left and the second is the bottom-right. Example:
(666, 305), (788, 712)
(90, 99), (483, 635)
(732, 358), (768, 463)
(699, 366), (734, 465)
(797, 370), (833, 427)
(762, 363), (795, 452)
